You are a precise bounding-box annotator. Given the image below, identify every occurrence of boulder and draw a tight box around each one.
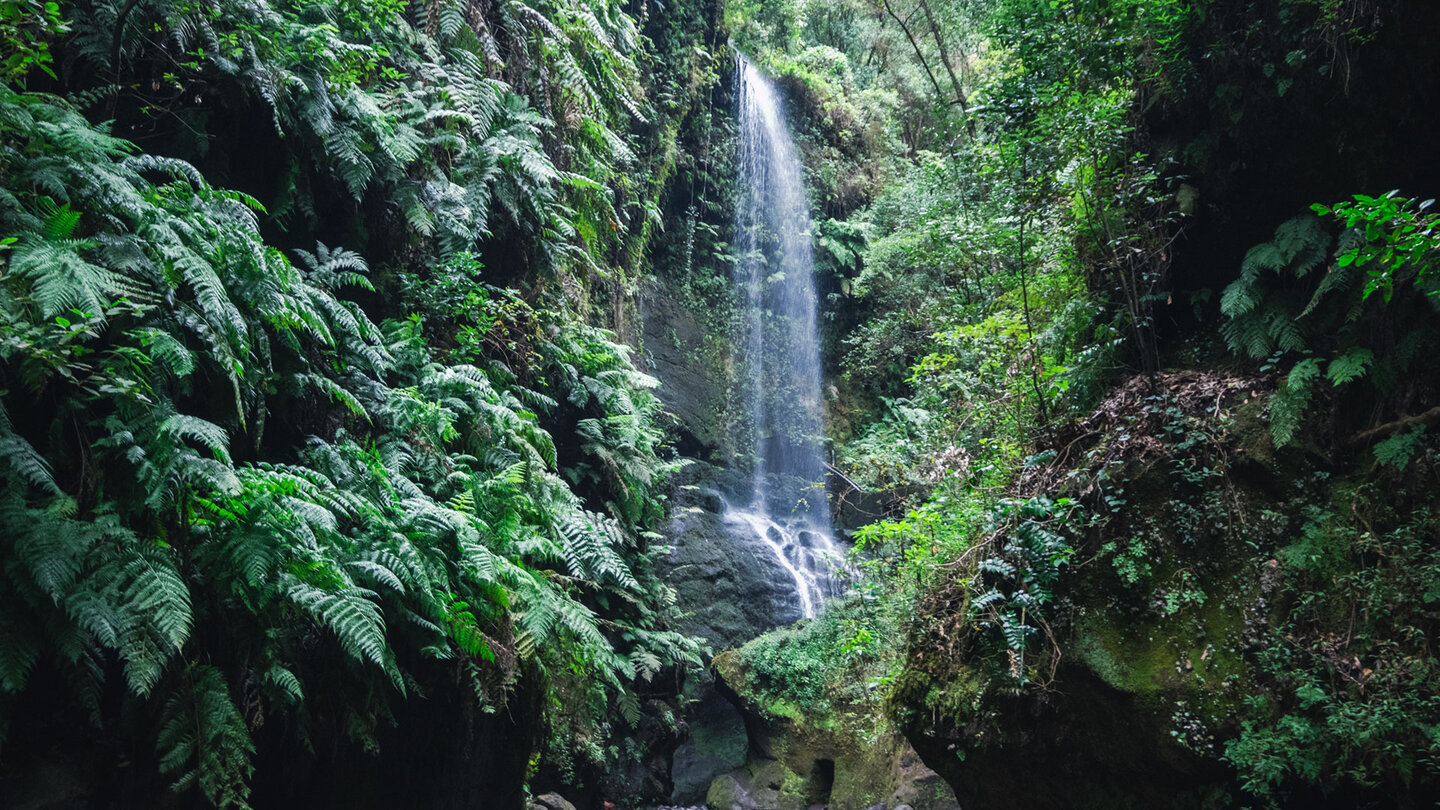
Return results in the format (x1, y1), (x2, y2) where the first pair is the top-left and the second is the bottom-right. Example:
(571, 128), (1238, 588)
(712, 651), (962, 810)
(657, 467), (804, 651)
(669, 684), (748, 803)
(530, 792), (578, 810)
(706, 771), (762, 810)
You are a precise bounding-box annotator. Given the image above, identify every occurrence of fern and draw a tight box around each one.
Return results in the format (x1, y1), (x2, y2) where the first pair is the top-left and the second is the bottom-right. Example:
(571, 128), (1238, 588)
(1001, 612), (1034, 653)
(555, 509), (638, 589)
(0, 404), (61, 495)
(0, 613), (40, 693)
(971, 589), (1005, 611)
(120, 550), (193, 656)
(160, 415), (233, 464)
(286, 578), (402, 689)
(134, 327), (198, 380)
(0, 1), (694, 795)
(1327, 346), (1374, 386)
(156, 664), (254, 810)
(9, 236), (128, 318)
(1373, 426), (1428, 471)
(1270, 358), (1321, 447)
(1221, 216), (1333, 358)
(263, 664), (304, 705)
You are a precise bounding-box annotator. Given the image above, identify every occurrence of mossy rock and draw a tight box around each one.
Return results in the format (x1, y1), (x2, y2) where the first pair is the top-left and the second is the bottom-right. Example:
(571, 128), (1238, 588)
(713, 643), (960, 810)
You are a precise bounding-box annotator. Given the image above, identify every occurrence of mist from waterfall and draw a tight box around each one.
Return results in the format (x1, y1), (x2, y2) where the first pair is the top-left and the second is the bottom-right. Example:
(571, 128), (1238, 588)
(728, 53), (841, 619)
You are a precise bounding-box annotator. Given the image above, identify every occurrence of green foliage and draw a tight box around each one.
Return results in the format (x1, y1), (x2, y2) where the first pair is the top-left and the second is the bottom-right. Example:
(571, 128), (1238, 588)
(54, 0), (661, 280)
(852, 475), (1004, 592)
(1269, 357), (1320, 447)
(1314, 191), (1440, 302)
(962, 496), (1077, 684)
(788, 0), (1440, 805)
(797, 0), (1173, 755)
(1372, 425), (1427, 471)
(157, 665), (255, 809)
(729, 594), (905, 732)
(1220, 216), (1333, 360)
(1227, 486), (1440, 802)
(0, 0), (708, 790)
(0, 0), (66, 80)
(1223, 210), (1440, 445)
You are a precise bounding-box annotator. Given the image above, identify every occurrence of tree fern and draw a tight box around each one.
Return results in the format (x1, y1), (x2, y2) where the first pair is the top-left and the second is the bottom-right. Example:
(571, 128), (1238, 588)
(8, 499), (91, 600)
(159, 415), (233, 464)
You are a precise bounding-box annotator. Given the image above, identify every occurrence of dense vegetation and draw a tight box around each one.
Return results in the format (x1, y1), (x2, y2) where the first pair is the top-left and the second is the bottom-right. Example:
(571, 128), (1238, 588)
(4, 0), (1440, 807)
(720, 0), (1440, 807)
(0, 0), (719, 804)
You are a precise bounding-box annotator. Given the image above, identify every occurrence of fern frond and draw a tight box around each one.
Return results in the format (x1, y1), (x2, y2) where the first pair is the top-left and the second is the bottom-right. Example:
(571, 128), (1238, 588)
(346, 559), (407, 594)
(286, 579), (400, 688)
(133, 327), (198, 380)
(156, 664), (254, 809)
(1220, 278), (1260, 318)
(263, 664), (304, 705)
(555, 509), (637, 590)
(10, 236), (127, 318)
(0, 613), (40, 693)
(120, 550), (192, 654)
(160, 414), (232, 464)
(0, 433), (62, 496)
(1326, 346), (1374, 386)
(1271, 358), (1321, 447)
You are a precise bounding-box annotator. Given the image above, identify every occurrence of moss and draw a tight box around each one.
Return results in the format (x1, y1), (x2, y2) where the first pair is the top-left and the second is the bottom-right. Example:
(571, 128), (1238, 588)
(1075, 578), (1251, 695)
(763, 697), (805, 723)
(1226, 392), (1278, 468)
(1074, 614), (1177, 695)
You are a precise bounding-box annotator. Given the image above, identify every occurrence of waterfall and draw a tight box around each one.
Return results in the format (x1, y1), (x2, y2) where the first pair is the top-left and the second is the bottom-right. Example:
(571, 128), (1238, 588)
(727, 53), (841, 620)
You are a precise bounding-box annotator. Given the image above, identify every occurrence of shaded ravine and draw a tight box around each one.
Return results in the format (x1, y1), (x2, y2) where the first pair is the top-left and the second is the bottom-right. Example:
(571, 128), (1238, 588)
(729, 53), (841, 619)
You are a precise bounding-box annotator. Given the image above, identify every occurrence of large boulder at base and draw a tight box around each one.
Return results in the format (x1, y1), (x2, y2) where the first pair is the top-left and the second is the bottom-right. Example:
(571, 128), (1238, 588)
(657, 466), (804, 650)
(712, 651), (961, 810)
(669, 683), (749, 802)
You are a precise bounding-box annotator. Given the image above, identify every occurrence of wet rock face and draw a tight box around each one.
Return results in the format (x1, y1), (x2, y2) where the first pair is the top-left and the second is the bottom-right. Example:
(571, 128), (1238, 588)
(657, 468), (805, 650)
(895, 666), (1232, 810)
(703, 744), (959, 810)
(638, 277), (737, 461)
(528, 792), (579, 810)
(656, 466), (803, 803)
(669, 686), (749, 803)
(705, 759), (782, 810)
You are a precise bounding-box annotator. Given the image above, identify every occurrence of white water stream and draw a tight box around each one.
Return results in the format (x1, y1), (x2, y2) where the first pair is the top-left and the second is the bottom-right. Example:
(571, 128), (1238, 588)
(730, 54), (842, 619)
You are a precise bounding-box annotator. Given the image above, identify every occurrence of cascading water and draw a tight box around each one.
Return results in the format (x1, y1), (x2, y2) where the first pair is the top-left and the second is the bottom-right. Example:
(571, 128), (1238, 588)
(726, 53), (842, 620)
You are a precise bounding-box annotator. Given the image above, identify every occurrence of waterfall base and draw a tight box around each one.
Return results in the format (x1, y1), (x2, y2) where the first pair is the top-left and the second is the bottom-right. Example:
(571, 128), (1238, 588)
(720, 500), (842, 620)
